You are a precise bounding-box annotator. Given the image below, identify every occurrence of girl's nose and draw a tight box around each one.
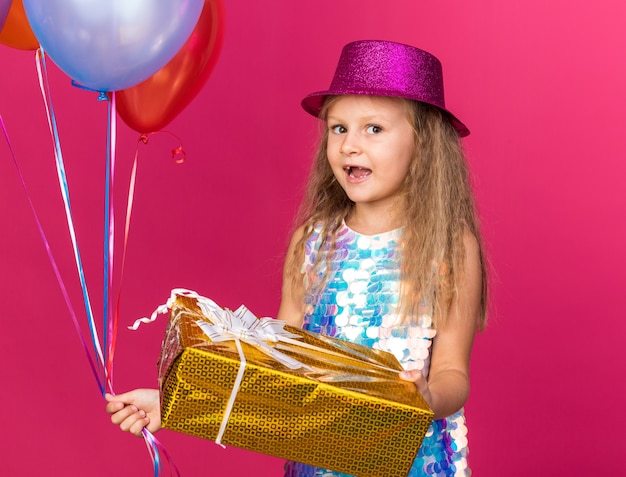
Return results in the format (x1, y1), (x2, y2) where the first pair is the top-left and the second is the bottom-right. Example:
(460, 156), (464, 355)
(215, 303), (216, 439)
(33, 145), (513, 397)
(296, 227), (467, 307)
(340, 131), (361, 155)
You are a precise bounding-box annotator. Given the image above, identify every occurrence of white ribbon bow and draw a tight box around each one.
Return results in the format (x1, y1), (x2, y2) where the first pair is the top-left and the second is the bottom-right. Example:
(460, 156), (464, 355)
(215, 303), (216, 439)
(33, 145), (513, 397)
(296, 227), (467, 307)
(195, 299), (307, 370)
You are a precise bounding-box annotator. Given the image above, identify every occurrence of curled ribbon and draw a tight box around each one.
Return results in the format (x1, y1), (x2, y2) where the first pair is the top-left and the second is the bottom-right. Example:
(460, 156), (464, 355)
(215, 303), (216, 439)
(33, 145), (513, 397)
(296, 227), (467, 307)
(128, 288), (200, 330)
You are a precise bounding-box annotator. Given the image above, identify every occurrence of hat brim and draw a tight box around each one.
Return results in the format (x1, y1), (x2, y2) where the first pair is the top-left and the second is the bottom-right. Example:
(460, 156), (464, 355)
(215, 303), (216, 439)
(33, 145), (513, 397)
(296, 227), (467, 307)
(301, 90), (470, 138)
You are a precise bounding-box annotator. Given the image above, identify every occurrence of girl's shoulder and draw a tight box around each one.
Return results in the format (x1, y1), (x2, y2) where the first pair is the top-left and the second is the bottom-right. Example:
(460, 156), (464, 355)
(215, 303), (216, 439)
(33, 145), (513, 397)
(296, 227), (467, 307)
(286, 224), (307, 251)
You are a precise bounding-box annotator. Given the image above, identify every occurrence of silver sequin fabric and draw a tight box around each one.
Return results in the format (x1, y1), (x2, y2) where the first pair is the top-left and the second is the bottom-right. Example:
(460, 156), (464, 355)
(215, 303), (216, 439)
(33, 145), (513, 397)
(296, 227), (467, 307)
(284, 222), (470, 477)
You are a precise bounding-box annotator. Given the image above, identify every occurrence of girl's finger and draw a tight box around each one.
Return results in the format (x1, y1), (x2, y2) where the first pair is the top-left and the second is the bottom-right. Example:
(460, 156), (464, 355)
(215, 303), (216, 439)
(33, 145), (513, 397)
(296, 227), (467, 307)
(129, 417), (150, 437)
(109, 405), (139, 425)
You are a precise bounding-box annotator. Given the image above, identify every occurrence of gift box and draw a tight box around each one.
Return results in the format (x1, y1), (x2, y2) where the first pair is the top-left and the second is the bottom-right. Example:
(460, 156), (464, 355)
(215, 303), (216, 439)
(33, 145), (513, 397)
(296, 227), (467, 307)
(157, 290), (434, 477)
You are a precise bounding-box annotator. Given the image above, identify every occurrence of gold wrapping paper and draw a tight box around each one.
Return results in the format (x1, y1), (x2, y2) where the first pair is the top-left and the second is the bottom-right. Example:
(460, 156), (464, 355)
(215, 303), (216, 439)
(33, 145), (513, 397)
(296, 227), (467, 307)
(158, 294), (434, 477)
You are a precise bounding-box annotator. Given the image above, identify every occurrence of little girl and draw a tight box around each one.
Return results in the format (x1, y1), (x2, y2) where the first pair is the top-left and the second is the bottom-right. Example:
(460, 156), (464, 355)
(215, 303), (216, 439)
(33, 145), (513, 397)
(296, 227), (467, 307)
(107, 40), (487, 477)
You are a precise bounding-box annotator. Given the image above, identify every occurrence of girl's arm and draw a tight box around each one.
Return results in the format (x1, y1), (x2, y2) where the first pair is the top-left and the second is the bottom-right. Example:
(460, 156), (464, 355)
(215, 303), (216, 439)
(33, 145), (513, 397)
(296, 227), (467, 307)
(400, 231), (482, 420)
(276, 226), (305, 328)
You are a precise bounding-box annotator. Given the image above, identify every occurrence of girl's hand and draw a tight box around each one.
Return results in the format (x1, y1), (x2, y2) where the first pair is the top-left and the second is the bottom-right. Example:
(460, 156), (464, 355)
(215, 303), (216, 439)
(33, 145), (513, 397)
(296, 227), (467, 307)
(105, 389), (161, 437)
(399, 369), (433, 409)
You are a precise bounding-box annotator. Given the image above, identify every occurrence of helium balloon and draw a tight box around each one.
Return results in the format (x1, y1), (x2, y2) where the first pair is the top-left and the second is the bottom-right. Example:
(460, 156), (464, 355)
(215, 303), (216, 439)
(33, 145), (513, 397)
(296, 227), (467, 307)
(0, 0), (38, 50)
(116, 0), (225, 133)
(22, 0), (204, 91)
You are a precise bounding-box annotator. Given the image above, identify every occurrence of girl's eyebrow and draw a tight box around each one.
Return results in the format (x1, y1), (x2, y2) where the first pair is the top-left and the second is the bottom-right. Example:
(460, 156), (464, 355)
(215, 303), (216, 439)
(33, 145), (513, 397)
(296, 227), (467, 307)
(326, 114), (382, 123)
(325, 114), (344, 122)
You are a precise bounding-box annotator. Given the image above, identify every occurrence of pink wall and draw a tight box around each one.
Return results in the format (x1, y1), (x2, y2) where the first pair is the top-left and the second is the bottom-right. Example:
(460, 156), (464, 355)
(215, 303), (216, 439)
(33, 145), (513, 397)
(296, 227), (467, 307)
(1, 1), (624, 476)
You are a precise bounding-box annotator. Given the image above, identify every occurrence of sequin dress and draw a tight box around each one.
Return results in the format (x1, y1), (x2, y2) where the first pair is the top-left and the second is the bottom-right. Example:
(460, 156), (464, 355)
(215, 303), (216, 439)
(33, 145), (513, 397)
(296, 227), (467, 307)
(284, 222), (470, 477)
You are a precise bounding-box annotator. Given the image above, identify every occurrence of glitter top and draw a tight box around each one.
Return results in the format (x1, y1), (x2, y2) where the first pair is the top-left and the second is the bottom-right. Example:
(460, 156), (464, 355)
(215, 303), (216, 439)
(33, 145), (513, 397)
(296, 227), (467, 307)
(284, 222), (470, 477)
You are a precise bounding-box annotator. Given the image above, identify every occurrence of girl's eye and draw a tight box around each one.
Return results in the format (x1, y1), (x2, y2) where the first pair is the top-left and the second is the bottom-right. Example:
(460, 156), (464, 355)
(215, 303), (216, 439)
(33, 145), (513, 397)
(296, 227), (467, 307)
(366, 125), (382, 134)
(330, 125), (347, 134)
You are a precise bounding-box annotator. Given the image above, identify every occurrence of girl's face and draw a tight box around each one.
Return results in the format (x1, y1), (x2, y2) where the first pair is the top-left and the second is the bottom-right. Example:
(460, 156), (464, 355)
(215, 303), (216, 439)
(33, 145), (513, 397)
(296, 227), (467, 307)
(325, 95), (415, 216)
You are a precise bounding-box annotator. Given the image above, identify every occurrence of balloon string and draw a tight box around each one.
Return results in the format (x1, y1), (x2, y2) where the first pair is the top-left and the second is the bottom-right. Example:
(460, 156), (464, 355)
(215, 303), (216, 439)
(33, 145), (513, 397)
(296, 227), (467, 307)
(103, 91), (117, 393)
(109, 134), (141, 392)
(35, 48), (106, 391)
(113, 139), (180, 476)
(1, 114), (104, 391)
(122, 137), (182, 477)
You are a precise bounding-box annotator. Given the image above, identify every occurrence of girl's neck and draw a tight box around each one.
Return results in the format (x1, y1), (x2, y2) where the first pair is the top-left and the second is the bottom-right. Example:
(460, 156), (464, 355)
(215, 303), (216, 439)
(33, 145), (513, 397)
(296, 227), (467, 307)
(345, 204), (404, 235)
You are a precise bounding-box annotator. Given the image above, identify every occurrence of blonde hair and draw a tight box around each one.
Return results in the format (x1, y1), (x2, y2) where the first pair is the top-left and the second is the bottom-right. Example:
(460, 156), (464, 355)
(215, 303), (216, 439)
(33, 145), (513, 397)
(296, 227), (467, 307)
(288, 96), (488, 330)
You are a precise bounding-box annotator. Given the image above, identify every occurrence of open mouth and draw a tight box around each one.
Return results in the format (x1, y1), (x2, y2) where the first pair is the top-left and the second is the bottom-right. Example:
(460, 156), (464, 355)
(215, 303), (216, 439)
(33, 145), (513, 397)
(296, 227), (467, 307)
(344, 166), (372, 179)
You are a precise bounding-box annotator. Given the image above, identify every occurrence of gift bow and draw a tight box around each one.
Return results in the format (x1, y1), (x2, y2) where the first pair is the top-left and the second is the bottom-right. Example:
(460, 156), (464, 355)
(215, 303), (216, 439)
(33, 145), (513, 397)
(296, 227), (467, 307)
(195, 299), (308, 371)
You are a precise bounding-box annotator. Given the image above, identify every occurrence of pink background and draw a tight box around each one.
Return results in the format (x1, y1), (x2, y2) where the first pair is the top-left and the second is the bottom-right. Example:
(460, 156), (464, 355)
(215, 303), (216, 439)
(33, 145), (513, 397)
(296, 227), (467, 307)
(1, 1), (624, 475)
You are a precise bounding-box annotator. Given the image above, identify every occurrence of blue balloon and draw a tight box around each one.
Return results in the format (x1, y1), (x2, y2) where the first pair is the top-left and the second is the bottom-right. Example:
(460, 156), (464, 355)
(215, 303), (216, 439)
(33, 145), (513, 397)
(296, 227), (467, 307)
(23, 0), (204, 92)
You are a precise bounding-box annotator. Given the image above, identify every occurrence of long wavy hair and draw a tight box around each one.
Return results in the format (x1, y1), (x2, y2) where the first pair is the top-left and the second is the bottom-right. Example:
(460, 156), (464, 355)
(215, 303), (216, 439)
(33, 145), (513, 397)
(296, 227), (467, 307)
(287, 96), (488, 329)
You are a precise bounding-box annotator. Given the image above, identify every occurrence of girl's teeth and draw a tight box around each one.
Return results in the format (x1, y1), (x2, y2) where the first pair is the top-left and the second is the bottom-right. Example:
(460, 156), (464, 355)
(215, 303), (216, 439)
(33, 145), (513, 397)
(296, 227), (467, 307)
(347, 167), (371, 178)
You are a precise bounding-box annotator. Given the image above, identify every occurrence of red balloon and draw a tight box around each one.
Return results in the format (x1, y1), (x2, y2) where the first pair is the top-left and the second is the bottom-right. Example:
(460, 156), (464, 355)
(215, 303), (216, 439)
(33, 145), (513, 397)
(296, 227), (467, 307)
(0, 0), (39, 50)
(116, 0), (225, 133)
